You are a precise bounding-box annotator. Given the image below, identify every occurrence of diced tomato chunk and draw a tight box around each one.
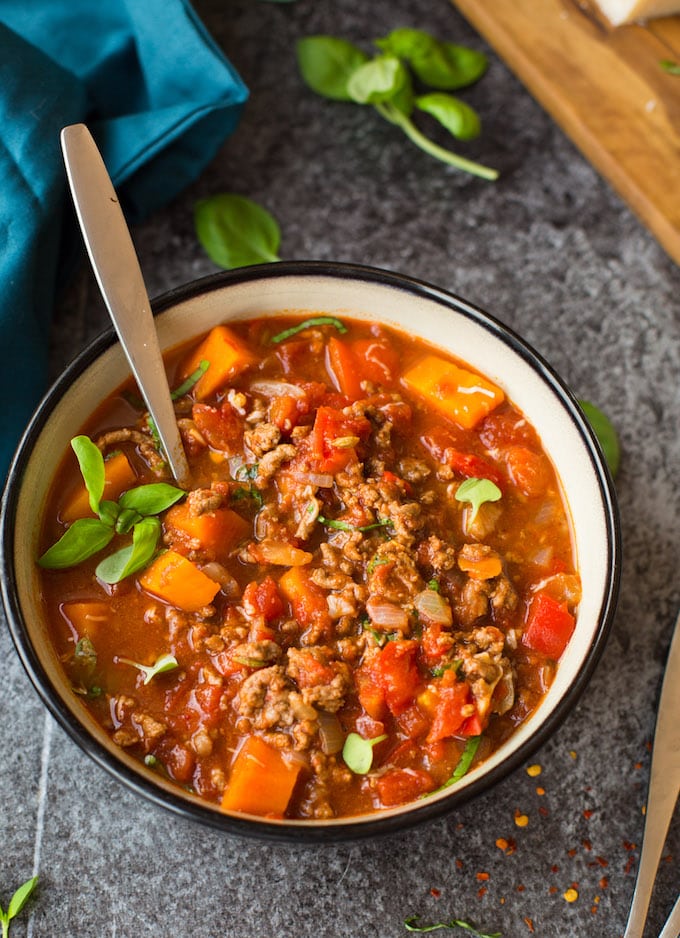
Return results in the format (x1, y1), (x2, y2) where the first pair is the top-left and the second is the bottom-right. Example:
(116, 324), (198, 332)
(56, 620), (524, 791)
(504, 445), (552, 497)
(427, 680), (472, 743)
(158, 740), (195, 784)
(192, 402), (243, 453)
(421, 429), (504, 488)
(376, 767), (435, 806)
(522, 591), (575, 659)
(311, 406), (371, 473)
(376, 640), (420, 717)
(242, 577), (285, 622)
(396, 702), (430, 740)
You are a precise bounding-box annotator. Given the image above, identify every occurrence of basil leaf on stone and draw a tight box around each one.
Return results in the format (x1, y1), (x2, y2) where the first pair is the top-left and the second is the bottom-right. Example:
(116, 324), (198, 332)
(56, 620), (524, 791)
(38, 518), (115, 570)
(71, 435), (105, 516)
(195, 194), (281, 269)
(118, 483), (185, 516)
(416, 93), (481, 141)
(376, 28), (487, 90)
(296, 36), (369, 101)
(95, 517), (161, 585)
(578, 400), (620, 478)
(347, 55), (407, 104)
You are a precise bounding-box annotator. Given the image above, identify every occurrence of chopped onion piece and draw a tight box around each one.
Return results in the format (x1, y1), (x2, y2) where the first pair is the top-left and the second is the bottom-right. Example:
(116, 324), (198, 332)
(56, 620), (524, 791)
(414, 588), (453, 626)
(199, 563), (241, 598)
(249, 380), (306, 399)
(317, 711), (345, 755)
(292, 471), (334, 488)
(366, 599), (409, 630)
(250, 539), (312, 566)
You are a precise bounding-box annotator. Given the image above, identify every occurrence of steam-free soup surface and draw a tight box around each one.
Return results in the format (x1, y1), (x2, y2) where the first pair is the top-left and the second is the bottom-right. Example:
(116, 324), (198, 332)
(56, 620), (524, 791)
(39, 315), (580, 820)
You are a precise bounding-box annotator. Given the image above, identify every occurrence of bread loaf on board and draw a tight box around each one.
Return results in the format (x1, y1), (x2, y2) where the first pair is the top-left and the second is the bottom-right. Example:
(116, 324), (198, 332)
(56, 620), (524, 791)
(596, 0), (680, 24)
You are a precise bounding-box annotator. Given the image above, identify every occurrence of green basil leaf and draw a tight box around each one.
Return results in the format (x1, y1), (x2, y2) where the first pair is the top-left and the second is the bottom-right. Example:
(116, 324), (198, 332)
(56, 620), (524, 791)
(297, 36), (369, 101)
(115, 507), (143, 535)
(454, 478), (502, 522)
(194, 194), (281, 269)
(119, 652), (179, 685)
(71, 435), (105, 516)
(270, 315), (348, 344)
(404, 914), (501, 937)
(98, 500), (120, 527)
(95, 517), (161, 584)
(38, 519), (115, 570)
(416, 93), (481, 141)
(660, 58), (680, 75)
(390, 67), (415, 116)
(7, 876), (39, 920)
(376, 29), (487, 90)
(347, 55), (408, 105)
(118, 483), (185, 516)
(171, 360), (210, 399)
(342, 731), (387, 774)
(578, 400), (620, 478)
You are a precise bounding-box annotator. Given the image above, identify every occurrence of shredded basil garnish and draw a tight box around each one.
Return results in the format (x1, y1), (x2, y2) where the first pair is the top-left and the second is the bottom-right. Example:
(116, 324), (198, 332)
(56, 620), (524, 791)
(270, 316), (348, 344)
(171, 359), (210, 399)
(404, 914), (501, 936)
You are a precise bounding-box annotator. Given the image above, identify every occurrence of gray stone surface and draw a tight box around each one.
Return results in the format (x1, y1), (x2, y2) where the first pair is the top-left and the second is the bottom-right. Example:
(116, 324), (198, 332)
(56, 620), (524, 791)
(3, 0), (679, 935)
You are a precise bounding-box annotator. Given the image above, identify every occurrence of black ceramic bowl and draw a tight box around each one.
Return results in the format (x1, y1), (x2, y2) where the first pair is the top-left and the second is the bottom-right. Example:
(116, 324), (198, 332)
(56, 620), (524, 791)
(1, 262), (621, 842)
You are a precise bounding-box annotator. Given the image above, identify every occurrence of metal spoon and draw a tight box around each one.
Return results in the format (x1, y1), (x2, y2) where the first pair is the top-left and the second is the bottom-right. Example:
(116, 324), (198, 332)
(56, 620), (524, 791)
(60, 123), (191, 488)
(622, 608), (680, 938)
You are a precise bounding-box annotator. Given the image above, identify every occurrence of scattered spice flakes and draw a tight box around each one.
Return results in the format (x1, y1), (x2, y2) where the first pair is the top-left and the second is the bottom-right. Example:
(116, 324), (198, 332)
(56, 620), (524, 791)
(569, 750), (577, 760)
(550, 865), (559, 874)
(526, 764), (542, 778)
(535, 786), (545, 796)
(514, 810), (529, 828)
(524, 916), (535, 932)
(583, 809), (593, 820)
(476, 872), (490, 882)
(563, 887), (579, 903)
(477, 886), (488, 899)
(567, 848), (578, 858)
(495, 837), (517, 856)
(430, 887), (441, 899)
(455, 859), (464, 871)
(517, 885), (526, 893)
(582, 839), (592, 851)
(538, 806), (550, 818)
(549, 886), (558, 895)
(634, 761), (643, 770)
(599, 876), (609, 891)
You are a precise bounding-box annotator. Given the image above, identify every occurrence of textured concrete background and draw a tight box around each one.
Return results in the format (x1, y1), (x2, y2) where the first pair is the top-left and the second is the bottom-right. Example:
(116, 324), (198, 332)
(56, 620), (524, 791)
(2, 0), (679, 935)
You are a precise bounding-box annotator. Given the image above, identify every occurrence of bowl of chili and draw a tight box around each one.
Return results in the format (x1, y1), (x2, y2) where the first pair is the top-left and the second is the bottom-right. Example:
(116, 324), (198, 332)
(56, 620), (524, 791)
(1, 261), (621, 842)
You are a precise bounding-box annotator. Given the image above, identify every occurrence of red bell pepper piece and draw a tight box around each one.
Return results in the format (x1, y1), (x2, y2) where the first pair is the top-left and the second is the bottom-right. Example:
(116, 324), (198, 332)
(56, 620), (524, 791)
(522, 591), (575, 659)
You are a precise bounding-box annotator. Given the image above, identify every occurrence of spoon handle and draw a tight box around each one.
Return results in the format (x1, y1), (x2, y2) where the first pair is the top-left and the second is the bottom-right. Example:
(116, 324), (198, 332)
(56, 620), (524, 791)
(60, 123), (191, 488)
(623, 610), (680, 938)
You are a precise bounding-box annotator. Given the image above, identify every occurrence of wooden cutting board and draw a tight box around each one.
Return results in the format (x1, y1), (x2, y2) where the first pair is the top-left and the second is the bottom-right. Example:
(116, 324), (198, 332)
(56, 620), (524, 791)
(452, 0), (680, 265)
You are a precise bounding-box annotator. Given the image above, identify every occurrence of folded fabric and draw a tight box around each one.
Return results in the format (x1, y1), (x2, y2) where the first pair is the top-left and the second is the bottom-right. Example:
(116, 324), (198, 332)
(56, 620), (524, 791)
(0, 0), (248, 481)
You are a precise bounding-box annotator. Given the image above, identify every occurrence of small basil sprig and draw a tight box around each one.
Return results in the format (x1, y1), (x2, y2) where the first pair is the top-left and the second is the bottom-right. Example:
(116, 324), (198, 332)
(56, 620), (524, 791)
(297, 31), (497, 180)
(578, 400), (620, 478)
(404, 915), (501, 937)
(195, 193), (281, 269)
(38, 436), (184, 584)
(455, 478), (502, 522)
(270, 316), (347, 344)
(660, 59), (680, 75)
(342, 732), (387, 774)
(0, 876), (38, 938)
(118, 653), (179, 685)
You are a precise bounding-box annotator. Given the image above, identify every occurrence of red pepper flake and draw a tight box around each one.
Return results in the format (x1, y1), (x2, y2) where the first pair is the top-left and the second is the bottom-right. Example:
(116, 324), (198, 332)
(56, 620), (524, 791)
(624, 856), (636, 875)
(524, 917), (535, 932)
(551, 864), (559, 873)
(664, 854), (673, 864)
(538, 806), (550, 817)
(582, 839), (592, 851)
(500, 897), (506, 905)
(567, 848), (577, 858)
(495, 837), (517, 856)
(590, 905), (599, 915)
(549, 886), (558, 895)
(623, 840), (637, 851)
(645, 740), (652, 752)
(477, 887), (487, 899)
(430, 887), (441, 898)
(536, 786), (546, 796)
(569, 750), (577, 760)
(476, 872), (490, 882)
(517, 884), (526, 893)
(583, 809), (593, 820)
(595, 856), (608, 868)
(634, 761), (642, 770)
(455, 859), (464, 870)
(599, 877), (609, 890)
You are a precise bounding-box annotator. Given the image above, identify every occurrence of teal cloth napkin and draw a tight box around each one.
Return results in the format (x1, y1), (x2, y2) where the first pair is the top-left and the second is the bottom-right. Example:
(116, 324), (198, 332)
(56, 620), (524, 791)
(0, 0), (248, 481)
